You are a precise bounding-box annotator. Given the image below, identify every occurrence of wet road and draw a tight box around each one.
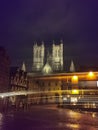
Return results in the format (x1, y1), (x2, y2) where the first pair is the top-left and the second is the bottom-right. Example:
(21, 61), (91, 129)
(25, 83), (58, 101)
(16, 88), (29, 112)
(0, 105), (98, 130)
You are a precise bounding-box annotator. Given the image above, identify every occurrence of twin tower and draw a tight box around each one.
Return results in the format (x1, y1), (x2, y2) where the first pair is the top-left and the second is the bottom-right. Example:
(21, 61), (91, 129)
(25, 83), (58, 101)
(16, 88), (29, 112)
(32, 40), (63, 73)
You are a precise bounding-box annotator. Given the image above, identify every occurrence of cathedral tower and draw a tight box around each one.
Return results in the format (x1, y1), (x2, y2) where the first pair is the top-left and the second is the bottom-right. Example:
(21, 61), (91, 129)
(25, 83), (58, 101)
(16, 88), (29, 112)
(32, 42), (45, 71)
(52, 40), (63, 71)
(70, 60), (75, 72)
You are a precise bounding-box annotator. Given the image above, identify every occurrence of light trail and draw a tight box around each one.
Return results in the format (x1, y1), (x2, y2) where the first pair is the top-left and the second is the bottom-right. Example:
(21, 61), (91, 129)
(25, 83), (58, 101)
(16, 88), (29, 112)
(0, 90), (62, 98)
(0, 89), (98, 98)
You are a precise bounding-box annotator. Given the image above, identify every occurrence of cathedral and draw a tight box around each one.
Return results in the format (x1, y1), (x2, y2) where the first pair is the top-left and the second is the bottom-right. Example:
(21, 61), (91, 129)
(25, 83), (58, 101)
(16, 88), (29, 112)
(32, 40), (76, 74)
(32, 40), (64, 74)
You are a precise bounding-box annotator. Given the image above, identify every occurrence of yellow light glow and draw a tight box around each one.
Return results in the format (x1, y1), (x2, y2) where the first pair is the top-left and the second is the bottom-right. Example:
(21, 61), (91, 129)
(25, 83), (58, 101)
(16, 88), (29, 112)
(66, 124), (80, 129)
(87, 71), (96, 80)
(88, 71), (94, 77)
(72, 75), (78, 84)
(73, 75), (78, 80)
(72, 89), (79, 94)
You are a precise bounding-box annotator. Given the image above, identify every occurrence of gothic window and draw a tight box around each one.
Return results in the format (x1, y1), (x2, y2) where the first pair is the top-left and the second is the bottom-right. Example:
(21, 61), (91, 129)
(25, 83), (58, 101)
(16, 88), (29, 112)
(55, 48), (60, 58)
(57, 49), (59, 57)
(58, 50), (60, 57)
(55, 49), (57, 57)
(57, 49), (58, 57)
(36, 50), (39, 58)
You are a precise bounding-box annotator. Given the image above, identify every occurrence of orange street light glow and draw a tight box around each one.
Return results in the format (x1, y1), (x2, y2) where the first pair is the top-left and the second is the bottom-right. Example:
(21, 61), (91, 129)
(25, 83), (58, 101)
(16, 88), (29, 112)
(72, 75), (78, 84)
(88, 71), (94, 77)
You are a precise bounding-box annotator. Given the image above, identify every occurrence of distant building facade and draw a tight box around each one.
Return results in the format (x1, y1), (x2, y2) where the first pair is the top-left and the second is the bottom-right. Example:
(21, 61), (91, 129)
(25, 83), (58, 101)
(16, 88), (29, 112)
(0, 46), (10, 92)
(32, 40), (63, 73)
(9, 66), (28, 108)
(32, 42), (45, 71)
(27, 71), (98, 108)
(52, 40), (63, 71)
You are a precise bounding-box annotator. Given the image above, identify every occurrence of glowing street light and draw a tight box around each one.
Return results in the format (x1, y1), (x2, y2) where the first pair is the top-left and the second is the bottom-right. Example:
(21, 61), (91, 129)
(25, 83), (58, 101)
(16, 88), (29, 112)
(88, 71), (94, 77)
(87, 71), (95, 79)
(71, 75), (78, 84)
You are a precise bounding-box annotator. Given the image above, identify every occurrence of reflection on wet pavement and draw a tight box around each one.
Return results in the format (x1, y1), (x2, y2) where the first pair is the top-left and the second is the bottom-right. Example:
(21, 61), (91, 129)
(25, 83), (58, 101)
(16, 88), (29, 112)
(0, 105), (98, 130)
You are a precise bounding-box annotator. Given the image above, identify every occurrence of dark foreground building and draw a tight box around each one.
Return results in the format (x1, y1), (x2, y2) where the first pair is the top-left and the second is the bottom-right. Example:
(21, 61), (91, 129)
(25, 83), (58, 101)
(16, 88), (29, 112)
(0, 46), (10, 111)
(9, 66), (28, 109)
(0, 47), (10, 92)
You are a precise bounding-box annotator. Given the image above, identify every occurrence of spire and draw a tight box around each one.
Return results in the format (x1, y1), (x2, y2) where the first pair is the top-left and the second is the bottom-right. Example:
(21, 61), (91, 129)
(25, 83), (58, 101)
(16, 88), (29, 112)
(70, 60), (75, 72)
(21, 62), (26, 72)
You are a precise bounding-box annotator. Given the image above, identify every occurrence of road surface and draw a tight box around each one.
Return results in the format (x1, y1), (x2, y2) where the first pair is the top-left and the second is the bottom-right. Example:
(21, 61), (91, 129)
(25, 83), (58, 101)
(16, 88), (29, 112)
(0, 105), (98, 130)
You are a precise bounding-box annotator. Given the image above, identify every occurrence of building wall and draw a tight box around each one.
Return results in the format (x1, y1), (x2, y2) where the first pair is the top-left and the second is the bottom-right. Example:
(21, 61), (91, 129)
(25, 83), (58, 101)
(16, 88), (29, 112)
(27, 75), (63, 105)
(27, 72), (98, 105)
(0, 47), (10, 92)
(52, 41), (63, 71)
(27, 76), (40, 105)
(32, 41), (64, 72)
(32, 43), (44, 71)
(10, 68), (28, 108)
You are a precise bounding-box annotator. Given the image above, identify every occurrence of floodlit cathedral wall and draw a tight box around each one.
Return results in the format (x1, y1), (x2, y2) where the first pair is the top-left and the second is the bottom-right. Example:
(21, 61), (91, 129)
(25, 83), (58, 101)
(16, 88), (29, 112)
(52, 41), (63, 71)
(32, 42), (44, 71)
(32, 40), (63, 72)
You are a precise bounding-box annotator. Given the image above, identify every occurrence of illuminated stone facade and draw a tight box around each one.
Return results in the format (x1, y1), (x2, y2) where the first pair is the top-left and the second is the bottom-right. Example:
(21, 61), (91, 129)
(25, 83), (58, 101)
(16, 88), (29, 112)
(32, 42), (45, 71)
(32, 40), (63, 73)
(52, 40), (63, 71)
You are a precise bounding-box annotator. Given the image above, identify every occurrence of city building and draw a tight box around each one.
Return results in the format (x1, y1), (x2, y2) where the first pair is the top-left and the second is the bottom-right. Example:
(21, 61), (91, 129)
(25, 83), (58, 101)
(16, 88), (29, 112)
(27, 41), (98, 108)
(0, 46), (10, 92)
(32, 42), (45, 72)
(9, 63), (28, 108)
(27, 71), (98, 109)
(0, 46), (10, 110)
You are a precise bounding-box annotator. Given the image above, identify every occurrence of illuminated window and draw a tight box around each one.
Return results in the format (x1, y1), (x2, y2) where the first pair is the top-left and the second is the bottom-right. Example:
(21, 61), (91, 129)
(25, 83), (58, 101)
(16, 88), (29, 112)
(71, 97), (78, 103)
(72, 89), (79, 94)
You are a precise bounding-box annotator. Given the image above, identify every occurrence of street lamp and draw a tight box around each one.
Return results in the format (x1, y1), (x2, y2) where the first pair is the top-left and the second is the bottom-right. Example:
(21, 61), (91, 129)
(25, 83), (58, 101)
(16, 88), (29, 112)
(71, 76), (78, 84)
(88, 71), (94, 77)
(87, 71), (95, 80)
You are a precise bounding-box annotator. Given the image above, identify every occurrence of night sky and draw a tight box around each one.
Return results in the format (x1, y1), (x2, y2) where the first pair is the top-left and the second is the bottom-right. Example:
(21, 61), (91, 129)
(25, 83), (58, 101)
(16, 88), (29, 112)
(0, 0), (98, 71)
